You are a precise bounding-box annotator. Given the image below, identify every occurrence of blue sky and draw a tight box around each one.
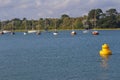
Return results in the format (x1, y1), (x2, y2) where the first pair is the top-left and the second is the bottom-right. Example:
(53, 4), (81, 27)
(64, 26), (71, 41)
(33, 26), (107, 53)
(0, 0), (120, 20)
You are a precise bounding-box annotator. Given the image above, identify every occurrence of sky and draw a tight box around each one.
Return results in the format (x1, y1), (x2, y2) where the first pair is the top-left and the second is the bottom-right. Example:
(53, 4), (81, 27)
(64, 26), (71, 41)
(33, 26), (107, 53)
(0, 0), (120, 20)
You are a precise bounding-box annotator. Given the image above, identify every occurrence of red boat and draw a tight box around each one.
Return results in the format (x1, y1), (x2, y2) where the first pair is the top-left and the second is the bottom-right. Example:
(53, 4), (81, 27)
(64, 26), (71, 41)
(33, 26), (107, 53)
(92, 31), (99, 35)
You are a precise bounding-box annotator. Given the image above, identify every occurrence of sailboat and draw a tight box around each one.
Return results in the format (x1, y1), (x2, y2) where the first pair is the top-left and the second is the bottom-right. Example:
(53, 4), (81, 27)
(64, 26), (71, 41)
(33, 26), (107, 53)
(1, 21), (11, 34)
(23, 20), (28, 35)
(92, 30), (99, 35)
(71, 30), (76, 35)
(36, 20), (41, 35)
(36, 30), (41, 35)
(71, 19), (76, 35)
(0, 21), (4, 35)
(27, 20), (37, 34)
(82, 19), (90, 34)
(53, 19), (58, 36)
(83, 28), (89, 34)
(28, 29), (37, 33)
(92, 10), (99, 35)
(53, 29), (58, 35)
(10, 21), (15, 35)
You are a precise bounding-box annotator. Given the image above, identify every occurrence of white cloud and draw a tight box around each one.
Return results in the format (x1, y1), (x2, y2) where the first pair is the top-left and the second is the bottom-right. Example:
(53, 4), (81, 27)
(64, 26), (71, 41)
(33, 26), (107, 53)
(35, 0), (42, 7)
(17, 4), (28, 9)
(0, 0), (11, 7)
(1, 0), (120, 20)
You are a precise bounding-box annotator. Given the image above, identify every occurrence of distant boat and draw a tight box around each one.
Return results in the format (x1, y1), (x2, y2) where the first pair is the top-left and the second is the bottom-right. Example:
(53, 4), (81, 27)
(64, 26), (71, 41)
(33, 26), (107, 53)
(36, 20), (41, 35)
(10, 32), (15, 35)
(28, 20), (37, 34)
(36, 31), (41, 35)
(71, 30), (77, 35)
(92, 30), (99, 35)
(83, 30), (89, 33)
(0, 20), (4, 35)
(83, 28), (90, 34)
(23, 20), (28, 35)
(1, 30), (15, 35)
(53, 32), (58, 35)
(10, 21), (15, 35)
(24, 31), (28, 35)
(71, 19), (76, 36)
(91, 10), (99, 35)
(53, 19), (58, 36)
(53, 30), (58, 36)
(28, 30), (37, 33)
(0, 31), (4, 35)
(2, 30), (11, 34)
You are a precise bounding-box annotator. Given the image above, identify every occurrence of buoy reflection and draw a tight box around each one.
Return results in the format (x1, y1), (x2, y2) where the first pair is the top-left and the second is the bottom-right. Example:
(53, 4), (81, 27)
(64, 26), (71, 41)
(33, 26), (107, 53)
(100, 54), (111, 69)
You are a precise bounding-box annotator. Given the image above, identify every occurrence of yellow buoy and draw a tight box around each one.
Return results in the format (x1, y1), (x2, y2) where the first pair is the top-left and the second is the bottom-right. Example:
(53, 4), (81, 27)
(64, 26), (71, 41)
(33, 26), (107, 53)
(99, 44), (112, 55)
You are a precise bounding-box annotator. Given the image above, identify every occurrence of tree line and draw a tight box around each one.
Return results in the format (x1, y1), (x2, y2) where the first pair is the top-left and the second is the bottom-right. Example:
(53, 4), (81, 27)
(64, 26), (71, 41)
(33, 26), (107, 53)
(0, 8), (120, 31)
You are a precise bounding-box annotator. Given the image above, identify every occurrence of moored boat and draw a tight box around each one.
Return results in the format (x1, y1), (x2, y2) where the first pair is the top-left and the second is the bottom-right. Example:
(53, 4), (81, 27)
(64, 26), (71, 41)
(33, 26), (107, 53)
(53, 31), (58, 35)
(28, 30), (37, 33)
(92, 31), (99, 35)
(71, 30), (77, 35)
(0, 31), (4, 35)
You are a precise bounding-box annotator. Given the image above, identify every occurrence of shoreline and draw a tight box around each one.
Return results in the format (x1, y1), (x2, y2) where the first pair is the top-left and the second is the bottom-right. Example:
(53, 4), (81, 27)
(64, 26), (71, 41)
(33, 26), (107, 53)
(2, 28), (120, 32)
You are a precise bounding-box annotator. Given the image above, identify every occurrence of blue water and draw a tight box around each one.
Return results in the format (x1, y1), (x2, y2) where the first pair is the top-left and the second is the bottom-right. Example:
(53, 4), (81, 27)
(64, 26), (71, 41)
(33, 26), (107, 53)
(0, 30), (120, 80)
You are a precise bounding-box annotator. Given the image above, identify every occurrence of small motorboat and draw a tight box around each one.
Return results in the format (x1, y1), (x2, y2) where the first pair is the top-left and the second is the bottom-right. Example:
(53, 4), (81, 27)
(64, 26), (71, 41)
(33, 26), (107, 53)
(23, 31), (28, 35)
(53, 31), (58, 36)
(83, 28), (89, 34)
(36, 31), (41, 35)
(11, 32), (15, 35)
(2, 30), (11, 34)
(28, 30), (37, 33)
(83, 30), (89, 33)
(71, 31), (77, 35)
(0, 31), (4, 35)
(92, 31), (99, 35)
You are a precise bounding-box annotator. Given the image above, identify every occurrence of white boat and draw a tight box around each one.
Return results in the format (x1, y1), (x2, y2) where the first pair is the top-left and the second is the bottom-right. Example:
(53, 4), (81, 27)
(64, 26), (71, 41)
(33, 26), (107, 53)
(24, 32), (27, 35)
(10, 32), (15, 35)
(71, 31), (76, 35)
(53, 31), (58, 35)
(28, 30), (37, 33)
(53, 19), (58, 36)
(0, 31), (4, 35)
(83, 30), (89, 33)
(71, 19), (76, 35)
(92, 30), (99, 35)
(36, 30), (41, 35)
(53, 29), (58, 36)
(2, 30), (11, 34)
(91, 10), (99, 35)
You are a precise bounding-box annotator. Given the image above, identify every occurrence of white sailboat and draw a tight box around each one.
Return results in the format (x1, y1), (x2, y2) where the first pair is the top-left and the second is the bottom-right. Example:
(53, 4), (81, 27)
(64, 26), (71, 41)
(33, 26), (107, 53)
(23, 20), (28, 35)
(83, 28), (90, 34)
(28, 30), (37, 33)
(53, 19), (58, 36)
(24, 31), (27, 35)
(53, 29), (58, 35)
(2, 30), (11, 34)
(27, 20), (37, 34)
(2, 24), (11, 34)
(71, 30), (76, 35)
(71, 19), (76, 35)
(0, 21), (4, 35)
(36, 20), (41, 35)
(92, 10), (99, 35)
(92, 30), (99, 35)
(10, 21), (15, 35)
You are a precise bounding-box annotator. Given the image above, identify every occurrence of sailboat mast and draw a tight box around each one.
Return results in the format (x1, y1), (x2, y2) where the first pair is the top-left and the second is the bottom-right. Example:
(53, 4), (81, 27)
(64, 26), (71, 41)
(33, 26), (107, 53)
(94, 10), (97, 27)
(55, 18), (57, 31)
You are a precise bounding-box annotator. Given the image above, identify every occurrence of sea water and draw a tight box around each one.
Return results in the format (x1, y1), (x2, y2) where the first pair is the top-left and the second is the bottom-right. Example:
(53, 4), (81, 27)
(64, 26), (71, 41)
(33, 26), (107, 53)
(0, 30), (120, 80)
